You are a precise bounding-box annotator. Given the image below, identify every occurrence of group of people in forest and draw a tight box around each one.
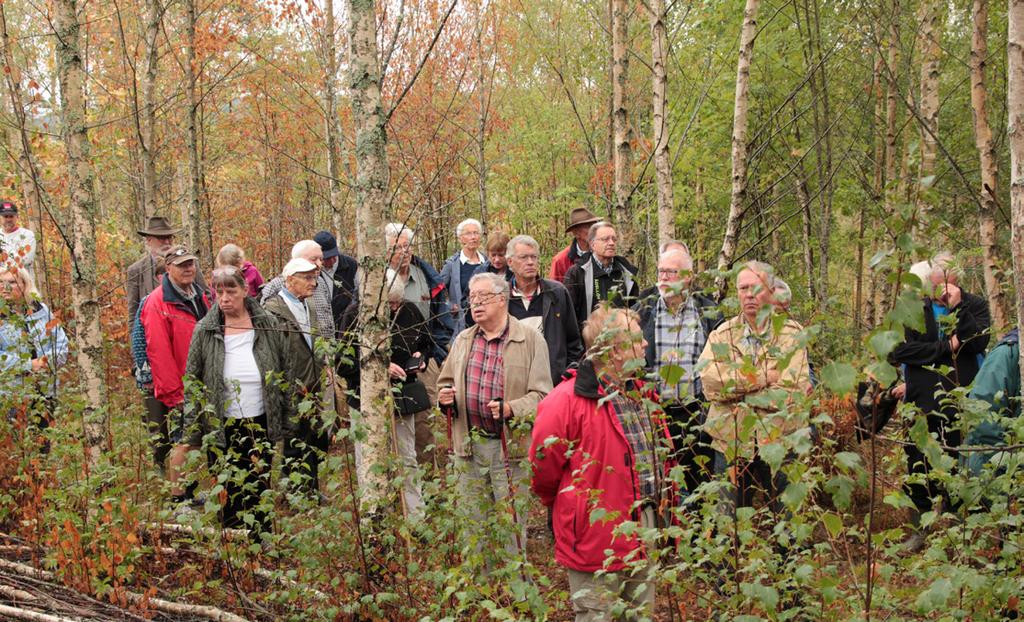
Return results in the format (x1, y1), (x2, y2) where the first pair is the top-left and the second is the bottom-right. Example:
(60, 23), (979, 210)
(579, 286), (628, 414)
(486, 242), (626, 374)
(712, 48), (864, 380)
(0, 197), (1018, 620)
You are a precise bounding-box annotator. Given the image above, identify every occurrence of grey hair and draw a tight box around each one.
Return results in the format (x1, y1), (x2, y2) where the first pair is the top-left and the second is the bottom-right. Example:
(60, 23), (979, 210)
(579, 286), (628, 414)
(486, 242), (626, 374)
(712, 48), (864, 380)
(658, 248), (693, 270)
(929, 251), (961, 281)
(909, 260), (932, 288)
(216, 243), (245, 268)
(291, 239), (321, 259)
(738, 260), (778, 289)
(468, 271), (510, 299)
(456, 218), (483, 237)
(211, 265), (247, 290)
(507, 234), (540, 257)
(384, 222), (415, 244)
(588, 221), (615, 243)
(773, 277), (792, 304)
(658, 239), (690, 255)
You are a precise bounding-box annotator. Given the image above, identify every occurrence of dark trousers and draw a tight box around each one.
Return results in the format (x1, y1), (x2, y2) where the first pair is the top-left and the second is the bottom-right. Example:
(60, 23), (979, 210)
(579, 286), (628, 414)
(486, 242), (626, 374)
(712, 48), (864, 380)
(219, 414), (272, 535)
(904, 409), (961, 514)
(714, 452), (790, 516)
(142, 391), (171, 469)
(664, 402), (714, 494)
(283, 416), (331, 495)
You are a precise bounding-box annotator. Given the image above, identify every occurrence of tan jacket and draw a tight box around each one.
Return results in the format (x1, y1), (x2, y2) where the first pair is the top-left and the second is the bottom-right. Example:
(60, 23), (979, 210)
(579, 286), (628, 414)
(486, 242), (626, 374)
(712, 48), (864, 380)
(438, 316), (552, 458)
(698, 314), (812, 459)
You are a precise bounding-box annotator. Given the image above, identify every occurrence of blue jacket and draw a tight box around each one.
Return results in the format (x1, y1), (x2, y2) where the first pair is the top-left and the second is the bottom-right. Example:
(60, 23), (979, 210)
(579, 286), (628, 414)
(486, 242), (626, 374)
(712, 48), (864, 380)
(965, 329), (1019, 475)
(412, 255), (455, 363)
(131, 294), (152, 388)
(0, 301), (70, 398)
(439, 250), (485, 337)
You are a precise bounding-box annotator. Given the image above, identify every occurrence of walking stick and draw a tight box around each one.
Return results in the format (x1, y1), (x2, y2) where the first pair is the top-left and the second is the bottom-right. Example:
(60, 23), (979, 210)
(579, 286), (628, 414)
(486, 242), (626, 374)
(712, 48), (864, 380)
(495, 397), (524, 556)
(440, 385), (455, 457)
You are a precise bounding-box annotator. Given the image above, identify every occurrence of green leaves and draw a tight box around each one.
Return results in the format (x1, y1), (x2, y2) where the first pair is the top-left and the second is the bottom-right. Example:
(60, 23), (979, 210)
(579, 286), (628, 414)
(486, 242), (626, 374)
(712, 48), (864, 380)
(820, 361), (857, 395)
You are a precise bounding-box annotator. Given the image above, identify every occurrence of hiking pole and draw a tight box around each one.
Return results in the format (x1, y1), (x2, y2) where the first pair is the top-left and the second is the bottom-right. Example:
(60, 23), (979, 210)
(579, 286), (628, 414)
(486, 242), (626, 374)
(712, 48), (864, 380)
(495, 397), (524, 556)
(440, 385), (455, 457)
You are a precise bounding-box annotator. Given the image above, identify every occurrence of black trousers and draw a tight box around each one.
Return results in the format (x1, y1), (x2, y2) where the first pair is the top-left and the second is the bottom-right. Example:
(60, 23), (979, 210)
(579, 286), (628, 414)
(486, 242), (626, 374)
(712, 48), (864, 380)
(663, 402), (715, 495)
(282, 416), (331, 496)
(142, 391), (171, 469)
(904, 408), (961, 514)
(219, 414), (272, 534)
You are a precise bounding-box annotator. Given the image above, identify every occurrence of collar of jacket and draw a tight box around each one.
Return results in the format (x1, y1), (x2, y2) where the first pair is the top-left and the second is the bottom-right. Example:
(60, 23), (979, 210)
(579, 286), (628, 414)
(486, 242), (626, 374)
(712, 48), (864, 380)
(161, 275), (206, 310)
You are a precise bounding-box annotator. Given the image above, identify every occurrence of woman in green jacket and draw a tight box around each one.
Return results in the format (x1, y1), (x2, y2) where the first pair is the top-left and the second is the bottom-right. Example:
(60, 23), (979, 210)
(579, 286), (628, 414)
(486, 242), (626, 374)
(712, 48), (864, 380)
(181, 266), (290, 535)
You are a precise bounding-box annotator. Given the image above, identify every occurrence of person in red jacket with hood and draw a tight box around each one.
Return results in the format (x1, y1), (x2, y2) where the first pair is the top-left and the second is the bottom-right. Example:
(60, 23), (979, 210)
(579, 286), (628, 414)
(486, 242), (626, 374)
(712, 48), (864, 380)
(140, 245), (210, 505)
(529, 305), (671, 621)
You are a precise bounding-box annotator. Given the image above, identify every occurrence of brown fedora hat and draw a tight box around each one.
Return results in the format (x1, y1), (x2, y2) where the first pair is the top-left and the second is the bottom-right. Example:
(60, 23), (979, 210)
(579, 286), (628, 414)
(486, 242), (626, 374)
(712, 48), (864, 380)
(137, 216), (181, 237)
(564, 207), (601, 233)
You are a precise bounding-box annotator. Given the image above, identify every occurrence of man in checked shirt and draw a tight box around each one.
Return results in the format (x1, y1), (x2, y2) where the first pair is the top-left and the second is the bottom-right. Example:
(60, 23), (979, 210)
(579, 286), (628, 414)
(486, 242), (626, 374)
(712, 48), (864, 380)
(437, 272), (551, 560)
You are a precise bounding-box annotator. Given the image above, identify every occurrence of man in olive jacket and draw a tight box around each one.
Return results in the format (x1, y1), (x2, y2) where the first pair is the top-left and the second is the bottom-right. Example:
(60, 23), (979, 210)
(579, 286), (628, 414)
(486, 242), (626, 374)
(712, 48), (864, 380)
(263, 257), (327, 497)
(438, 272), (552, 559)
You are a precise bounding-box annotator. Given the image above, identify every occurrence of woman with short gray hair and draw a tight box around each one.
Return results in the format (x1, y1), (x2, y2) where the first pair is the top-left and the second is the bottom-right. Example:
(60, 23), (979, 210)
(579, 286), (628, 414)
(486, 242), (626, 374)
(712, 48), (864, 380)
(440, 218), (487, 334)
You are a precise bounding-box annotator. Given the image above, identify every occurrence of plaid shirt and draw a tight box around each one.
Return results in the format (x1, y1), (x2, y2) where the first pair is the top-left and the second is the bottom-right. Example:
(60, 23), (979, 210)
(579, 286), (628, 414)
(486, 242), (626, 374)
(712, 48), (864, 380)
(464, 323), (509, 434)
(600, 375), (657, 500)
(653, 295), (706, 402)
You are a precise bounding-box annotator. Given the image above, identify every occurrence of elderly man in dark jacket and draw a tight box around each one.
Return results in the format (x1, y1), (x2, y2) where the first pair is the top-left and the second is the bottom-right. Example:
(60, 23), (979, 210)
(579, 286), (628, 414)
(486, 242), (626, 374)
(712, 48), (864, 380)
(263, 257), (327, 499)
(506, 234), (583, 385)
(563, 221), (640, 333)
(634, 247), (722, 496)
(888, 253), (990, 551)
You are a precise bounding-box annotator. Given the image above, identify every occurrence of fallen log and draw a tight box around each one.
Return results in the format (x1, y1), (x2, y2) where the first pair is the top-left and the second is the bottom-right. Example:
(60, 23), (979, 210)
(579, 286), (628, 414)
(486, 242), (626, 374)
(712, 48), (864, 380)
(0, 603), (76, 622)
(0, 584), (38, 601)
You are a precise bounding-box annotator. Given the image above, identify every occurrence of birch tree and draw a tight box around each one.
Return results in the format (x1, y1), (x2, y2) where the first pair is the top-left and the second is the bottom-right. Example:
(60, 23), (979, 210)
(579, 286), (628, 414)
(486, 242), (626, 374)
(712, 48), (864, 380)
(183, 0), (208, 265)
(140, 0), (162, 220)
(649, 0), (674, 245)
(54, 0), (108, 463)
(1010, 0), (1024, 385)
(971, 0), (1009, 329)
(346, 0), (392, 512)
(915, 0), (941, 226)
(324, 0), (345, 234)
(611, 0), (631, 228)
(717, 0), (760, 290)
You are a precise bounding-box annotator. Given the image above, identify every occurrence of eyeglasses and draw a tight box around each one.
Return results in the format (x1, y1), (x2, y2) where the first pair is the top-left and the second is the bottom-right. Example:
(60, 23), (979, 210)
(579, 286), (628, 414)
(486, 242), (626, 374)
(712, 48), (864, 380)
(594, 235), (618, 244)
(657, 268), (690, 277)
(468, 292), (503, 306)
(292, 274), (318, 282)
(460, 230), (481, 237)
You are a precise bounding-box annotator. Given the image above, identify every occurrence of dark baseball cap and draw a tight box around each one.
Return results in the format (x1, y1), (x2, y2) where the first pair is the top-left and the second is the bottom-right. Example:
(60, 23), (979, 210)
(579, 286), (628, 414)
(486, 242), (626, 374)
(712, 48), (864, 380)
(0, 201), (17, 215)
(313, 230), (340, 259)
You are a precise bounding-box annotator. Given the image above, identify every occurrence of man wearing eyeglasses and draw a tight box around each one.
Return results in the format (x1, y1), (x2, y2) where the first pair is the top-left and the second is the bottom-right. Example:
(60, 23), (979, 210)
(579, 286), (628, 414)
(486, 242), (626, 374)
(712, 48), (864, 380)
(633, 247), (722, 497)
(506, 234), (582, 385)
(563, 221), (640, 332)
(437, 272), (551, 559)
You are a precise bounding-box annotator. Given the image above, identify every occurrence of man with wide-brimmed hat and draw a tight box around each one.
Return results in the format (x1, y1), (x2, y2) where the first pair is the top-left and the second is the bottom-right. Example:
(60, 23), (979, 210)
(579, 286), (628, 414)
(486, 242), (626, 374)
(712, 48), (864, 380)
(127, 216), (206, 327)
(0, 200), (37, 283)
(548, 207), (600, 284)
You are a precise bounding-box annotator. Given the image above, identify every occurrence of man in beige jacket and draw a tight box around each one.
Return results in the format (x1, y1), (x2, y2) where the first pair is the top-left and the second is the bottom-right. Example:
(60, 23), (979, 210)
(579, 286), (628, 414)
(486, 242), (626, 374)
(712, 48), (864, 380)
(698, 261), (812, 514)
(438, 271), (552, 559)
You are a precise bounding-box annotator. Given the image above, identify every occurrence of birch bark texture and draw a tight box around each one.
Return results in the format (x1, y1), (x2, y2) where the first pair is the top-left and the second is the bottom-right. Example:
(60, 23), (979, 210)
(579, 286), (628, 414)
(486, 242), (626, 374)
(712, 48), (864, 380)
(971, 0), (1009, 329)
(716, 0), (760, 291)
(611, 0), (632, 229)
(140, 0), (161, 220)
(1009, 0), (1024, 386)
(324, 0), (344, 234)
(650, 0), (674, 245)
(183, 0), (208, 267)
(915, 0), (941, 226)
(346, 0), (393, 512)
(54, 0), (108, 463)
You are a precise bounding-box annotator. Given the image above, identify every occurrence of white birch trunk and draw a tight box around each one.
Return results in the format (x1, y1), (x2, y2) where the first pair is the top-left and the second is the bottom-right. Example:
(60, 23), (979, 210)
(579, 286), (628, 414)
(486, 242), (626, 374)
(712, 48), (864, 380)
(650, 0), (674, 245)
(1009, 0), (1024, 386)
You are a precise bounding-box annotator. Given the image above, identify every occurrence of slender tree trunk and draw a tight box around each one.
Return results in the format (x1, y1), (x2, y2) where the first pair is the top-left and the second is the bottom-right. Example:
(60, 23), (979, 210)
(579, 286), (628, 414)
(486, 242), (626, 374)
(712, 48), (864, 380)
(611, 0), (632, 229)
(606, 0), (614, 217)
(878, 5), (900, 326)
(183, 0), (206, 265)
(971, 0), (1009, 330)
(915, 0), (941, 229)
(1, 5), (48, 296)
(346, 0), (392, 512)
(324, 0), (344, 235)
(650, 0), (674, 245)
(475, 3), (489, 229)
(694, 170), (706, 273)
(140, 0), (161, 220)
(55, 0), (108, 464)
(861, 56), (885, 334)
(716, 0), (760, 293)
(809, 0), (832, 301)
(1008, 0), (1024, 387)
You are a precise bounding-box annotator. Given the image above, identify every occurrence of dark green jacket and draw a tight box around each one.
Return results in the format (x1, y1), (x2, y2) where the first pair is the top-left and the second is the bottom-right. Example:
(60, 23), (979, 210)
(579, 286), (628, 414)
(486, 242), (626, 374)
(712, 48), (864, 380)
(182, 298), (290, 447)
(262, 292), (323, 416)
(965, 329), (1019, 475)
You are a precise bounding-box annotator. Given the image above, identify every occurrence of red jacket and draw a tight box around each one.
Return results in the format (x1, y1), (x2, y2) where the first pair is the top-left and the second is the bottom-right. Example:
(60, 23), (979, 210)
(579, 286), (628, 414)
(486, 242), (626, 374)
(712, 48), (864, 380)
(141, 277), (210, 408)
(548, 242), (587, 283)
(529, 364), (671, 573)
